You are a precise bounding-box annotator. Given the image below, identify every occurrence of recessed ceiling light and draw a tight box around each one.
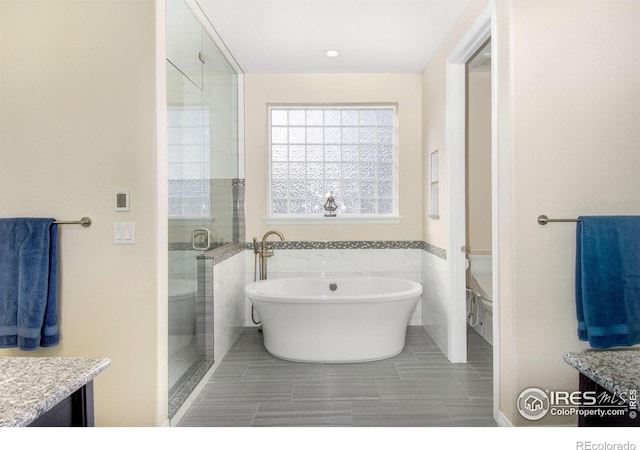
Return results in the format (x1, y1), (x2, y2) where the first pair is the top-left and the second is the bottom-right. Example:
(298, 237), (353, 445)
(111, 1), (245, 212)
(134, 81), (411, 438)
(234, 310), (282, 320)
(325, 49), (340, 58)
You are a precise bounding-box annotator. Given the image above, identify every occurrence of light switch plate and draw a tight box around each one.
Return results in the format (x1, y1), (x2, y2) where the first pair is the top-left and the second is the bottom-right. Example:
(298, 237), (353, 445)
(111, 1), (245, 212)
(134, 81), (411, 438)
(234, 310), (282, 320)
(113, 223), (135, 245)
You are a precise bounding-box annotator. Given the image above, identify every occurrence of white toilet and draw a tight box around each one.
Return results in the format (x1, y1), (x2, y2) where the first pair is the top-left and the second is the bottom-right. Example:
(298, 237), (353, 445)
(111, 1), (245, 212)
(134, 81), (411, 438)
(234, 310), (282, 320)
(467, 255), (493, 345)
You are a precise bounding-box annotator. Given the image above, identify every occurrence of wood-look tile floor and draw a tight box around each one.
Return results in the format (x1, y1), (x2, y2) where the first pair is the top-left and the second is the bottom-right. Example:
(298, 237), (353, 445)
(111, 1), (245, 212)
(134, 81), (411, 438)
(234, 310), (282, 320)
(177, 326), (496, 427)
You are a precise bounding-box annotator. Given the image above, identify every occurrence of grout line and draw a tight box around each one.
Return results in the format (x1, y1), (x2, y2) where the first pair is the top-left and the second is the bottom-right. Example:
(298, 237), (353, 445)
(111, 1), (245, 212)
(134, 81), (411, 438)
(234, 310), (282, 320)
(250, 403), (260, 427)
(455, 379), (473, 401)
(239, 363), (250, 381)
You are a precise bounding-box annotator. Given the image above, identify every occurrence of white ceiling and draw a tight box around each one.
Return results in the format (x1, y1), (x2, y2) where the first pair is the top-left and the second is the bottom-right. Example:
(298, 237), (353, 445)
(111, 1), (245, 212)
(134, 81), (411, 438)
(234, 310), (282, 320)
(195, 0), (473, 73)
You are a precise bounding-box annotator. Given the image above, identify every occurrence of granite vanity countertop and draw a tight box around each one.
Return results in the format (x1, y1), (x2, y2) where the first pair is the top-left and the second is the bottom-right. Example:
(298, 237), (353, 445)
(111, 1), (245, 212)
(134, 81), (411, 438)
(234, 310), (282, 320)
(0, 356), (110, 427)
(563, 349), (640, 398)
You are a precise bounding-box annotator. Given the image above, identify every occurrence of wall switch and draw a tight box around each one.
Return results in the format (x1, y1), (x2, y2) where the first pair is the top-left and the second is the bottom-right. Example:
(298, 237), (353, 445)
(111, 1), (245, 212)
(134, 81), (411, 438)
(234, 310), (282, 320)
(113, 223), (135, 245)
(115, 189), (130, 211)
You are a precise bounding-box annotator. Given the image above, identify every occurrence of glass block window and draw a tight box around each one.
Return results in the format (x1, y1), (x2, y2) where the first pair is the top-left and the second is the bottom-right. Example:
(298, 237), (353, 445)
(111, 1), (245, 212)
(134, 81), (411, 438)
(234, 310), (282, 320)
(269, 105), (397, 216)
(167, 106), (211, 218)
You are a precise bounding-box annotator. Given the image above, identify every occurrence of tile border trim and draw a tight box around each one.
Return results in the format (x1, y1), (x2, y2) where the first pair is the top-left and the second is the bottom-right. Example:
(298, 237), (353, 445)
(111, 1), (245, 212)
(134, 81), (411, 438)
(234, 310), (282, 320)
(177, 240), (447, 264)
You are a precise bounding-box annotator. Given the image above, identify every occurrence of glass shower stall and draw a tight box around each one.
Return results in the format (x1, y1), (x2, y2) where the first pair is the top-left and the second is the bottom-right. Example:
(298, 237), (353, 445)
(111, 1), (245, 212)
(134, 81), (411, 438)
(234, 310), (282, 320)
(165, 0), (242, 418)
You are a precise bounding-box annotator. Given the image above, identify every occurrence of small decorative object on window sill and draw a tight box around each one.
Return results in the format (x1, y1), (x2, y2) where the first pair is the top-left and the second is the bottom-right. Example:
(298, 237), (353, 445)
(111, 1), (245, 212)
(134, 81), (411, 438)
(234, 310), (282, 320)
(323, 192), (338, 217)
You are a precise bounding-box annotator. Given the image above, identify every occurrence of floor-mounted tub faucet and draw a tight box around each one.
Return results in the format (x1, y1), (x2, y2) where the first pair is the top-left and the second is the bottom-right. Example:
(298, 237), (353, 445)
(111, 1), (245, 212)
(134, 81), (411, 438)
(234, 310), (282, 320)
(254, 230), (285, 280)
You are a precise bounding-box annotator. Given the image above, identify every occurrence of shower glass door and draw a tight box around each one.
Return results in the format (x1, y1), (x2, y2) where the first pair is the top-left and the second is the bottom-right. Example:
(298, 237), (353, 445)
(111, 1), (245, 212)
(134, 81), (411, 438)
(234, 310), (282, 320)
(166, 0), (210, 417)
(166, 0), (240, 418)
(166, 61), (209, 412)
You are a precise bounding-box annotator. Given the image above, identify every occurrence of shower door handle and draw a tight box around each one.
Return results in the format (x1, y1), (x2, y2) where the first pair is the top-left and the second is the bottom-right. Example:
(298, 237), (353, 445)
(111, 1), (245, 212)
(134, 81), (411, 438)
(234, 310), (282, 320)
(192, 228), (211, 251)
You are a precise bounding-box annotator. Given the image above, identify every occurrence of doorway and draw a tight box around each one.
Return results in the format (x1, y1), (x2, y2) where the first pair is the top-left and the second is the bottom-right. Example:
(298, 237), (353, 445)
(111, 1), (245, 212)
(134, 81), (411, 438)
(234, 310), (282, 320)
(466, 39), (492, 347)
(444, 5), (498, 421)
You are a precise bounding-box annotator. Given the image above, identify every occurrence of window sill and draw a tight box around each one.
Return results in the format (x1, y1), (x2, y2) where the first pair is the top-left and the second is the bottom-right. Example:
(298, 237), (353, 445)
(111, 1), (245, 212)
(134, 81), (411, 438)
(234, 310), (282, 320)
(169, 217), (214, 223)
(263, 215), (401, 225)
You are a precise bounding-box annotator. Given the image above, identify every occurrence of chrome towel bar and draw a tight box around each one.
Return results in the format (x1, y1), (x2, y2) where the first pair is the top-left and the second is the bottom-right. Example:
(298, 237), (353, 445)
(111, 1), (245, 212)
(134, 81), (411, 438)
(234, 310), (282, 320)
(537, 215), (579, 225)
(53, 217), (92, 227)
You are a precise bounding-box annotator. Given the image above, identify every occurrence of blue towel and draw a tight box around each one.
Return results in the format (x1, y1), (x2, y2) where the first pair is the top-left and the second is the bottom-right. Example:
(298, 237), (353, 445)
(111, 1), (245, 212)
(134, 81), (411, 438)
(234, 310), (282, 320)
(0, 218), (59, 350)
(575, 216), (640, 349)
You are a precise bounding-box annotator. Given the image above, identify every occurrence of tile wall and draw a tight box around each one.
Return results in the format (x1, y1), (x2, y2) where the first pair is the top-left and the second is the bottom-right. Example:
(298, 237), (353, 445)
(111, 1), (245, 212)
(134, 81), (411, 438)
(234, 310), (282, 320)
(169, 249), (198, 280)
(212, 250), (245, 361)
(421, 249), (449, 354)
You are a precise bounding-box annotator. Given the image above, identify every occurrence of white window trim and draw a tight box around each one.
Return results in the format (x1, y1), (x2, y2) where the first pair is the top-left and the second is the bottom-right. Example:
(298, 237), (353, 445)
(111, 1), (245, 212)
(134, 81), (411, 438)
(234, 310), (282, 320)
(266, 103), (399, 222)
(168, 217), (212, 224)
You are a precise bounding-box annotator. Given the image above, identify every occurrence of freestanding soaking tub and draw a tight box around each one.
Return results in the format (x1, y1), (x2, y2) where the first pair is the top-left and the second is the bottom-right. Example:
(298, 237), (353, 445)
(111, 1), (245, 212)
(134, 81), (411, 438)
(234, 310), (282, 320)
(245, 276), (422, 363)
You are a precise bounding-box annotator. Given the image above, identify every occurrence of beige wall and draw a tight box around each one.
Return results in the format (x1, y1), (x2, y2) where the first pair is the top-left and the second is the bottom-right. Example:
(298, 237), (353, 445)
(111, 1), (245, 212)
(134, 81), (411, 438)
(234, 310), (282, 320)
(0, 1), (166, 426)
(466, 70), (492, 254)
(244, 73), (423, 242)
(495, 0), (640, 426)
(422, 0), (491, 249)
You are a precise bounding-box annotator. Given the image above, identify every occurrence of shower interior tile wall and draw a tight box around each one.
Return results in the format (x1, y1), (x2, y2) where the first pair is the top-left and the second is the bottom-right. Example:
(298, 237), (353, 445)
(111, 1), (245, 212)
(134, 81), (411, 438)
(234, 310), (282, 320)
(243, 248), (425, 326)
(169, 250), (198, 279)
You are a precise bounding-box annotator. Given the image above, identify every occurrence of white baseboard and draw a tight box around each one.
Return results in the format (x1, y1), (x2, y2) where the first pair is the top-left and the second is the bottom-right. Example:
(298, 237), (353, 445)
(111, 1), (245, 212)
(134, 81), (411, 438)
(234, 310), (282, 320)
(159, 418), (171, 427)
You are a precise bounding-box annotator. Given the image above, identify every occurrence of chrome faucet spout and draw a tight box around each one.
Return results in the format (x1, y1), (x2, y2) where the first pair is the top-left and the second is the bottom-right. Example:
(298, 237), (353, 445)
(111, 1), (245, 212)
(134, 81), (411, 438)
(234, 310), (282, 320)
(259, 230), (285, 280)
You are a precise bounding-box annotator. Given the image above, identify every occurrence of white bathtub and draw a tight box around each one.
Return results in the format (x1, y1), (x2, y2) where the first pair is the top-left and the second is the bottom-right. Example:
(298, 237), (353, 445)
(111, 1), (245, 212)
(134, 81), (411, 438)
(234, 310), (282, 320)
(245, 276), (422, 363)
